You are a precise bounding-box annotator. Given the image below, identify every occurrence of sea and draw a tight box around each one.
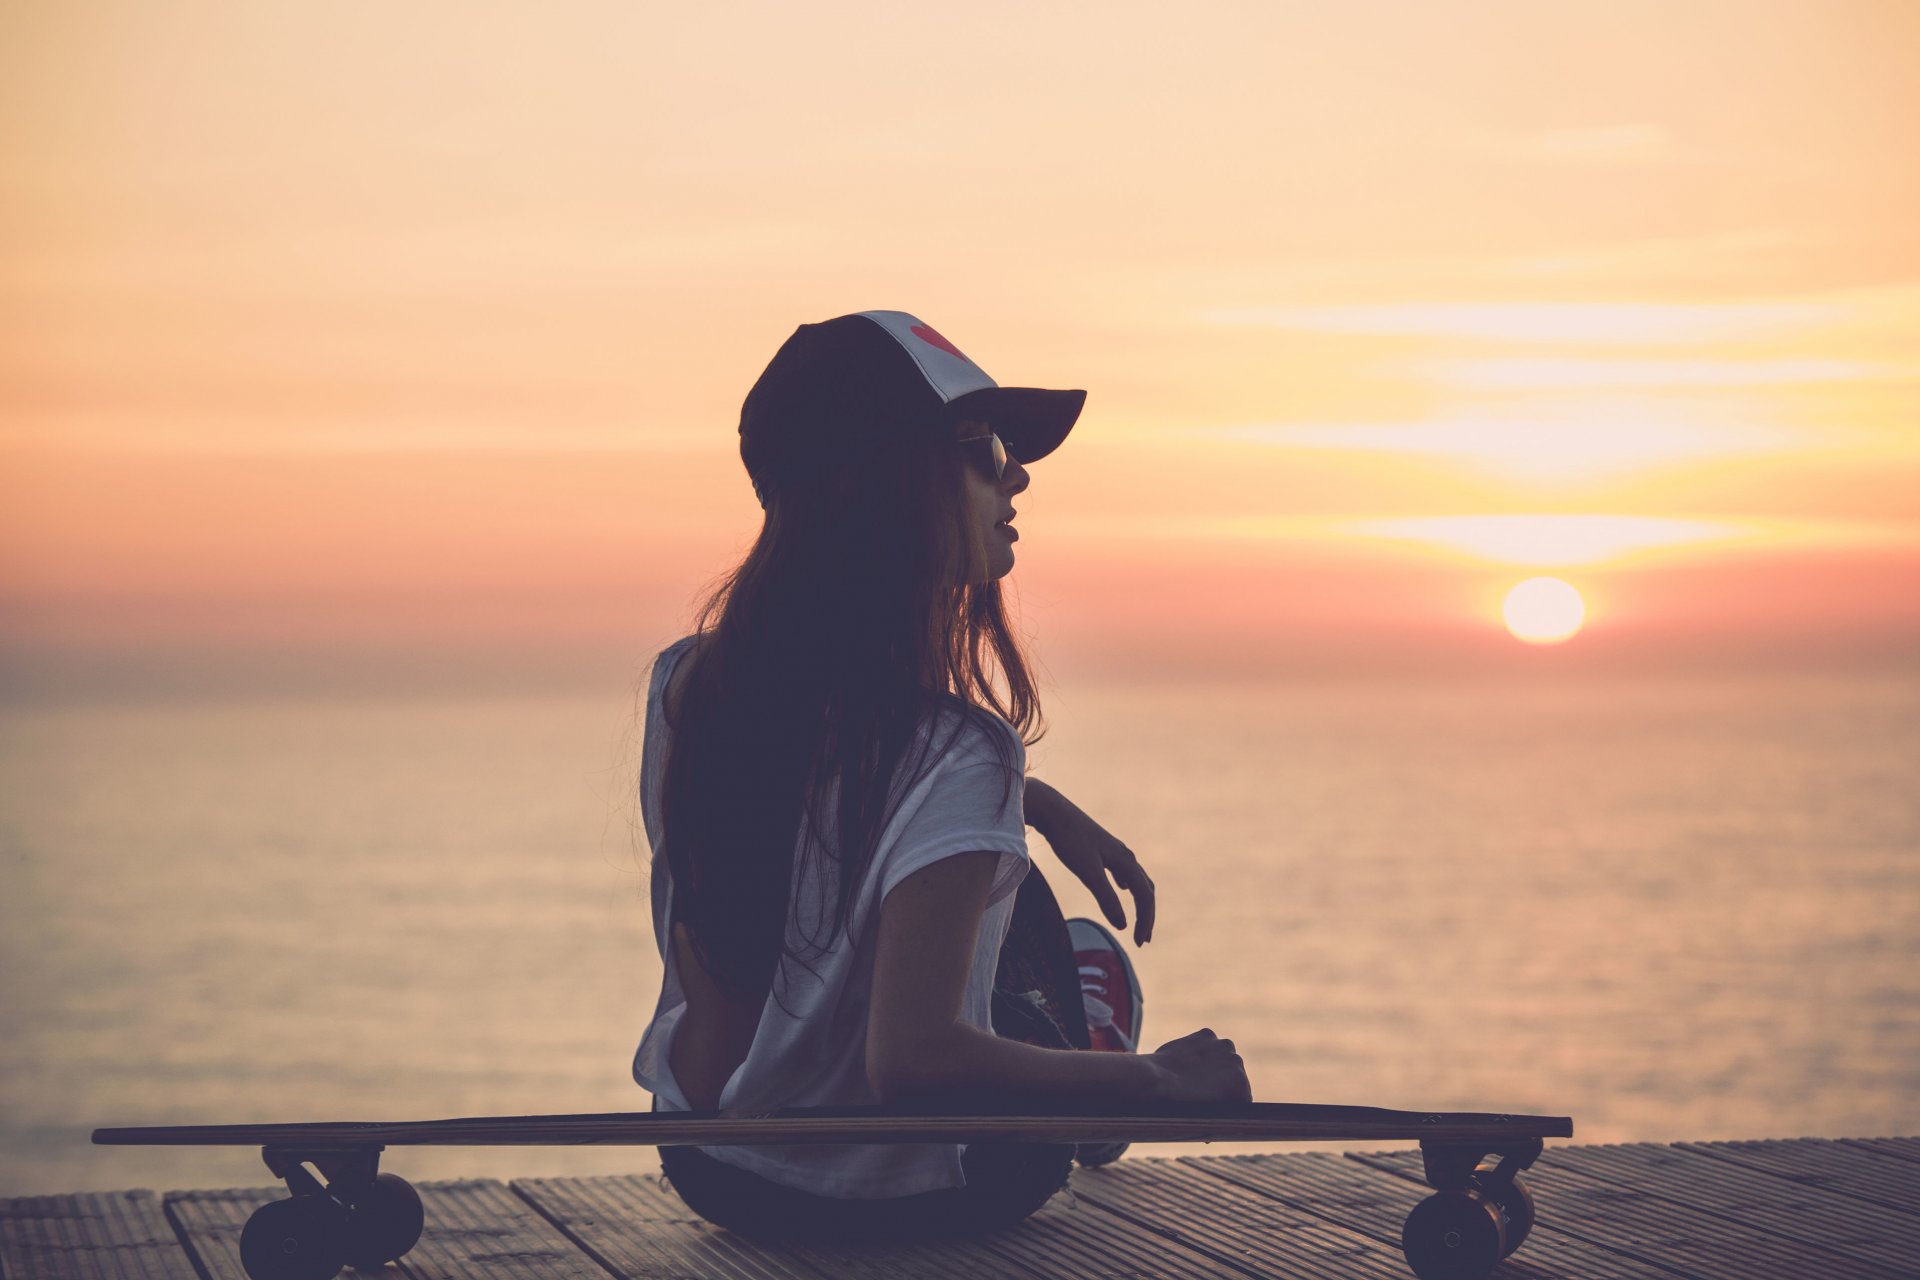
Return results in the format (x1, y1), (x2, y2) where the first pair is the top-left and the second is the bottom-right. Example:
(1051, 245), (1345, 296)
(2, 664), (1915, 1196)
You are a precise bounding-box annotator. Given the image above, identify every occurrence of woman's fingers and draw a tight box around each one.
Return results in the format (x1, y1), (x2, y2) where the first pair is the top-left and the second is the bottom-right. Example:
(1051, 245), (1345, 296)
(1148, 1026), (1254, 1103)
(1130, 858), (1156, 945)
(1088, 872), (1127, 931)
(1109, 847), (1155, 945)
(1152, 1029), (1204, 1054)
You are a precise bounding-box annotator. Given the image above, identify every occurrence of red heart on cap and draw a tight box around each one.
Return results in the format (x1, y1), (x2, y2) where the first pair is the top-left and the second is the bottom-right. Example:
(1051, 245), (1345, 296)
(910, 324), (970, 363)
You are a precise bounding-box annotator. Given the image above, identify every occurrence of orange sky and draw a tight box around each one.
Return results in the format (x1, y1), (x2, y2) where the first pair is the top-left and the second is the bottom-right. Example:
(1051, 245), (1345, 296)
(3, 1), (1917, 696)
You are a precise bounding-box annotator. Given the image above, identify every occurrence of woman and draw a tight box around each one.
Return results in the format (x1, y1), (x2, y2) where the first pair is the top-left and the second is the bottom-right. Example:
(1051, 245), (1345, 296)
(632, 310), (1250, 1244)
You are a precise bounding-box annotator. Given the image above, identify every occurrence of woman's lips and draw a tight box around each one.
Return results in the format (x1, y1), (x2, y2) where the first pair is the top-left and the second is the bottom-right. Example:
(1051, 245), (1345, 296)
(996, 522), (1018, 541)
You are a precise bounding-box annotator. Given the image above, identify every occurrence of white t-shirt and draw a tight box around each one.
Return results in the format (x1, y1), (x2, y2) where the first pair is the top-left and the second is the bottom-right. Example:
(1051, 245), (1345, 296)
(631, 635), (1032, 1198)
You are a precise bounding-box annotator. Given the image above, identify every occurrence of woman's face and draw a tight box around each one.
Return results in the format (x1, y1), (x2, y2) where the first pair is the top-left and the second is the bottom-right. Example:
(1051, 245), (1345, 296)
(953, 417), (1029, 586)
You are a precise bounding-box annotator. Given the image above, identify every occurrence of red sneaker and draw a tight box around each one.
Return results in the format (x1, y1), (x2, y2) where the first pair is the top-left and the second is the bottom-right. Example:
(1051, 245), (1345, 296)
(1068, 917), (1143, 1053)
(1066, 918), (1143, 1167)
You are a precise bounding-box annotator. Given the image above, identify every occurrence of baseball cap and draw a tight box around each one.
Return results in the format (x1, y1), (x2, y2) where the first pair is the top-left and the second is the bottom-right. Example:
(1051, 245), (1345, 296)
(739, 310), (1086, 509)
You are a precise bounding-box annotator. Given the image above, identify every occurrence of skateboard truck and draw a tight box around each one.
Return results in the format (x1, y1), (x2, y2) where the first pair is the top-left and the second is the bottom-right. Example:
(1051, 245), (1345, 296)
(1402, 1137), (1543, 1280)
(243, 1145), (425, 1280)
(261, 1144), (384, 1207)
(1418, 1135), (1543, 1191)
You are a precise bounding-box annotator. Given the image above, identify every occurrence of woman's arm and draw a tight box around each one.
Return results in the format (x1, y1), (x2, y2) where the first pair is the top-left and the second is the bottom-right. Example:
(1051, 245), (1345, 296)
(1023, 776), (1067, 831)
(1022, 777), (1156, 946)
(866, 851), (1247, 1110)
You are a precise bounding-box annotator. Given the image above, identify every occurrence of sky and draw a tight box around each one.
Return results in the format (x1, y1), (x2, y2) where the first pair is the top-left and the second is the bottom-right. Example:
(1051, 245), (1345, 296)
(3, 0), (1917, 696)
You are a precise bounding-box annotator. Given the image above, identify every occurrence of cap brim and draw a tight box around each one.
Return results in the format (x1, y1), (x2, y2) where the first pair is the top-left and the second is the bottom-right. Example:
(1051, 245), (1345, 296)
(946, 387), (1086, 465)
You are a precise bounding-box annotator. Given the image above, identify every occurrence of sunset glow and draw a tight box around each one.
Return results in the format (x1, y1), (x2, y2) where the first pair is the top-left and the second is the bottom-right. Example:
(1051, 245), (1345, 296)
(1202, 298), (1839, 344)
(1344, 516), (1754, 567)
(2, 1), (1916, 692)
(1195, 413), (1823, 483)
(1503, 578), (1588, 645)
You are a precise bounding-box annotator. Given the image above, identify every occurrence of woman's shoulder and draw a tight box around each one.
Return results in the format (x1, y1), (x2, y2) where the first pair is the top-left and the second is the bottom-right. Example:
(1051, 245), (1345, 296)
(650, 632), (702, 674)
(922, 699), (1025, 773)
(654, 633), (705, 721)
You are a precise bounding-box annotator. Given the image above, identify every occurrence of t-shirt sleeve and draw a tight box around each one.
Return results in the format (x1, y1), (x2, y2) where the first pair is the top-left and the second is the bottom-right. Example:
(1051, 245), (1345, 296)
(879, 759), (1030, 908)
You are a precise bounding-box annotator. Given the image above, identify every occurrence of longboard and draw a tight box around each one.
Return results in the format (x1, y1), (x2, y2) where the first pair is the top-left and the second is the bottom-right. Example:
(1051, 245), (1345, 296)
(96, 1100), (1571, 1280)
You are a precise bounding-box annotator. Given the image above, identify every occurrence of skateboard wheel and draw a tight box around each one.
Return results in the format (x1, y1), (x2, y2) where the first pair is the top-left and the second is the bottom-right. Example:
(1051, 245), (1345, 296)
(341, 1173), (425, 1269)
(1473, 1171), (1535, 1257)
(1401, 1188), (1507, 1280)
(239, 1196), (349, 1280)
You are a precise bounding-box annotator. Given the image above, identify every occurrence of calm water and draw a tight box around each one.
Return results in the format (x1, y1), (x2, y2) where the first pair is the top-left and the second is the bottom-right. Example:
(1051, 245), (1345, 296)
(2, 667), (1916, 1196)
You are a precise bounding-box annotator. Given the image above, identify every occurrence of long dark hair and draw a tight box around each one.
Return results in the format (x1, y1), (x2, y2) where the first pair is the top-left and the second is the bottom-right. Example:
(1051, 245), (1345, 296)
(657, 405), (1046, 1008)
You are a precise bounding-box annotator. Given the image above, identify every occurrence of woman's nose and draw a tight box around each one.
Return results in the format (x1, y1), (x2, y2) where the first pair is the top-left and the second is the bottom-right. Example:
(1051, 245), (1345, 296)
(1003, 456), (1031, 495)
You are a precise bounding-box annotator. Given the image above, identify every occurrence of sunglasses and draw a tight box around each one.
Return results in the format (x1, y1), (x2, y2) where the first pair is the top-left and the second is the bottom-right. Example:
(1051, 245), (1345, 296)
(957, 430), (1011, 483)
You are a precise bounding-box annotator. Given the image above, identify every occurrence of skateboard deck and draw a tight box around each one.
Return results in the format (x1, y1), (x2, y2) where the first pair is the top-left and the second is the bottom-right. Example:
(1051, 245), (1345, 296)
(96, 1101), (1571, 1280)
(93, 1098), (1569, 1147)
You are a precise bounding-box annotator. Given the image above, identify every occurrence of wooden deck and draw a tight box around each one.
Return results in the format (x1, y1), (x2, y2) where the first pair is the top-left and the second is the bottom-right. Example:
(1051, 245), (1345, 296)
(4, 1136), (1918, 1279)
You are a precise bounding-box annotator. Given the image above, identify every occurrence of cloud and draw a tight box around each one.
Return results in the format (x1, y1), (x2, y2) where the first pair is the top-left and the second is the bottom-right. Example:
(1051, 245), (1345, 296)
(1024, 512), (1917, 567)
(1185, 414), (1821, 482)
(1341, 515), (1751, 566)
(1200, 300), (1833, 343)
(1492, 229), (1795, 281)
(1425, 357), (1908, 389)
(1339, 515), (1915, 566)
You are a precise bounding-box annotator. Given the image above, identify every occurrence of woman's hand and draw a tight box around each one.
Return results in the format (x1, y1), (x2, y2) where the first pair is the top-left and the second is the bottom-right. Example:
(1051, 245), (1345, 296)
(1147, 1028), (1252, 1103)
(1024, 779), (1155, 945)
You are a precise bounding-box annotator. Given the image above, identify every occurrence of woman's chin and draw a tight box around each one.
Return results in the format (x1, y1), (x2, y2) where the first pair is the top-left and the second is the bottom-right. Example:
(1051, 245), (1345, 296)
(960, 557), (1014, 587)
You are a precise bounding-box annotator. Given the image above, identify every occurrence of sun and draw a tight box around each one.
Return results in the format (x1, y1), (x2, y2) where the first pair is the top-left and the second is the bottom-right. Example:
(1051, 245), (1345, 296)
(1502, 577), (1586, 644)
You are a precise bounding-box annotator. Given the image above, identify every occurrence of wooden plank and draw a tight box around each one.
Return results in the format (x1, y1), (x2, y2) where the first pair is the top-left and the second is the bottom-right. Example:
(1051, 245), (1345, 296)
(515, 1172), (869, 1280)
(165, 1178), (617, 1280)
(1674, 1138), (1920, 1218)
(1183, 1151), (1435, 1249)
(1352, 1147), (1916, 1280)
(523, 1169), (1049, 1280)
(966, 1179), (1277, 1280)
(524, 1167), (1264, 1280)
(1188, 1151), (1689, 1280)
(1500, 1142), (1920, 1274)
(0, 1190), (201, 1280)
(1844, 1138), (1920, 1166)
(1067, 1155), (1411, 1278)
